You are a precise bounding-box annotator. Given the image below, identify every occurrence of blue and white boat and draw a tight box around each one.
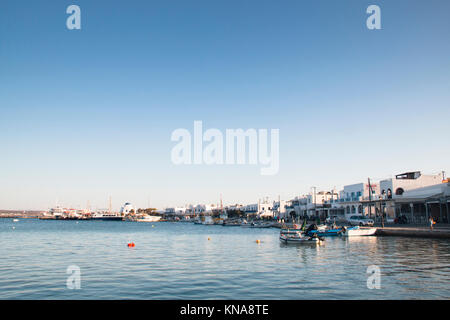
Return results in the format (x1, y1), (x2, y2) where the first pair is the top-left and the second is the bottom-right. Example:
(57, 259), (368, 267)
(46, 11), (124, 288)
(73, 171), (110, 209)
(307, 228), (343, 237)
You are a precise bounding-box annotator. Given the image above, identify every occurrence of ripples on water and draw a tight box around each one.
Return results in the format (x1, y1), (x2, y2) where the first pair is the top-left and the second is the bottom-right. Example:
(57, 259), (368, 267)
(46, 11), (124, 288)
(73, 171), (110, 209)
(0, 219), (449, 299)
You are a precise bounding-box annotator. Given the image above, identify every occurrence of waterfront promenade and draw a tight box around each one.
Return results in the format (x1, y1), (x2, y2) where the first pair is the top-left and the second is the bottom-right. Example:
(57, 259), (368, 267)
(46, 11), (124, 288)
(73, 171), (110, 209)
(375, 223), (450, 239)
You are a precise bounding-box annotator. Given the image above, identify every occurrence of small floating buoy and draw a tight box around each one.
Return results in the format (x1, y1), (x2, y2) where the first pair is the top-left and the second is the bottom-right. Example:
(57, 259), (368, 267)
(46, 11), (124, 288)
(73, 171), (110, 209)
(256, 239), (261, 244)
(12, 227), (15, 230)
(152, 225), (155, 228)
(127, 242), (135, 247)
(208, 237), (211, 241)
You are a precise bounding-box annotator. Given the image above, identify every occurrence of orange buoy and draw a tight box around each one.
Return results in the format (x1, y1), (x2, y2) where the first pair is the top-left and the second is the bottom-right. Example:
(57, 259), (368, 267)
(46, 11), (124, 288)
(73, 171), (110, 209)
(208, 237), (211, 241)
(256, 239), (261, 244)
(127, 242), (135, 247)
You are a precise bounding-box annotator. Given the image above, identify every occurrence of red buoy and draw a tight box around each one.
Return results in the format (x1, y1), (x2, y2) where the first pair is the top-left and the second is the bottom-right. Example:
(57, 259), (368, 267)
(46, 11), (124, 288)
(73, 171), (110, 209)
(127, 242), (135, 247)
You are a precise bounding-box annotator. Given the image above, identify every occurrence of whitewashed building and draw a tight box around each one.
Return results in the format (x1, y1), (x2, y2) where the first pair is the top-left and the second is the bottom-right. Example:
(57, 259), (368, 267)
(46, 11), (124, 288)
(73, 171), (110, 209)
(380, 171), (444, 199)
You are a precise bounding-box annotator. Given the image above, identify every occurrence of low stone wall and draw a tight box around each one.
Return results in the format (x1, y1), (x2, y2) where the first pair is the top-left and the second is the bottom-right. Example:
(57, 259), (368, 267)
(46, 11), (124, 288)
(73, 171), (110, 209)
(376, 227), (450, 239)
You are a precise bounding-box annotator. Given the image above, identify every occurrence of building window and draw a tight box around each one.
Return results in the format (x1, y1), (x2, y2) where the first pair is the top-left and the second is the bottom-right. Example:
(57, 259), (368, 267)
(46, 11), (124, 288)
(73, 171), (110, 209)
(395, 188), (404, 196)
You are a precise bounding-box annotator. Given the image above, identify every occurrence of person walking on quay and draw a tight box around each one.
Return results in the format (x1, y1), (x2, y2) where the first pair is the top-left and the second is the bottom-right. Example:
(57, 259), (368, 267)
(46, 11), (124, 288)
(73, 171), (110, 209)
(429, 217), (435, 231)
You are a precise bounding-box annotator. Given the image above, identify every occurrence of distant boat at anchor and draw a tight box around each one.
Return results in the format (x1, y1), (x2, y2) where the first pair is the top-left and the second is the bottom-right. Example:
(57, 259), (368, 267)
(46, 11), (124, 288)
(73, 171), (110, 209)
(126, 214), (161, 222)
(91, 212), (123, 221)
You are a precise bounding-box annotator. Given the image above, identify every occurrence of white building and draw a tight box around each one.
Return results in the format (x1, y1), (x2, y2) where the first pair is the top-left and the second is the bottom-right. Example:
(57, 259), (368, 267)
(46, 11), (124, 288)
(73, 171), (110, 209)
(294, 190), (339, 219)
(380, 171), (444, 199)
(120, 202), (135, 215)
(272, 200), (288, 219)
(243, 203), (258, 214)
(384, 180), (450, 223)
(338, 182), (379, 218)
(340, 182), (379, 202)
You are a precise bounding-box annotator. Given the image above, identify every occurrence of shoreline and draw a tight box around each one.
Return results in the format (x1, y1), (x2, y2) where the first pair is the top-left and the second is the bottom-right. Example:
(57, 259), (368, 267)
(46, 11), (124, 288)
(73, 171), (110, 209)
(3, 216), (450, 239)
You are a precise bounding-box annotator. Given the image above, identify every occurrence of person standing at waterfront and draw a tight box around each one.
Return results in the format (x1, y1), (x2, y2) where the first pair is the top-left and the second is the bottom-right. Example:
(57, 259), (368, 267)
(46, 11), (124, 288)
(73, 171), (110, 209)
(429, 217), (435, 231)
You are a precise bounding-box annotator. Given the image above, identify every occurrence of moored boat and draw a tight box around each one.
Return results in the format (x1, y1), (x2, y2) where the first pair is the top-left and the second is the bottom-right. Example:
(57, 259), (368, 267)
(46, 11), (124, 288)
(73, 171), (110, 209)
(241, 221), (273, 228)
(91, 212), (123, 221)
(222, 219), (241, 226)
(131, 214), (161, 222)
(307, 228), (343, 237)
(279, 229), (324, 244)
(341, 226), (377, 237)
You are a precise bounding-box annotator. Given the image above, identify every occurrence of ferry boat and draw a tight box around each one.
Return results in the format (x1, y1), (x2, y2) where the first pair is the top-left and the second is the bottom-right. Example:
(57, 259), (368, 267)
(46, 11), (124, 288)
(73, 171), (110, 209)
(91, 212), (123, 221)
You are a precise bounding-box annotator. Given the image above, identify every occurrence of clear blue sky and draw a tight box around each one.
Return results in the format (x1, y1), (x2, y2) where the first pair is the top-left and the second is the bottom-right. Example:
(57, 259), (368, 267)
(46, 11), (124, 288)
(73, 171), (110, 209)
(1, 0), (449, 210)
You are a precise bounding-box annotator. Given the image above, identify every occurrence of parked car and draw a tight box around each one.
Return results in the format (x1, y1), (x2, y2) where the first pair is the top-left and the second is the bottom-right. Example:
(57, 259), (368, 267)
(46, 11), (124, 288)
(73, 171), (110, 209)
(326, 216), (344, 224)
(347, 215), (374, 226)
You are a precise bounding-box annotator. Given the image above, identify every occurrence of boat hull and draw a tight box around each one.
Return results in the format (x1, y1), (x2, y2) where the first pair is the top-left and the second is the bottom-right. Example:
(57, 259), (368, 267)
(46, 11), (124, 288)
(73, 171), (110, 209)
(92, 217), (124, 221)
(342, 227), (377, 237)
(136, 216), (161, 222)
(308, 228), (342, 237)
(279, 235), (322, 244)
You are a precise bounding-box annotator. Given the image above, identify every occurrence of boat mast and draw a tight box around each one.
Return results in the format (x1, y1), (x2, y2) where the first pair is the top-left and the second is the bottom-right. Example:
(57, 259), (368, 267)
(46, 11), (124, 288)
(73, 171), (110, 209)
(368, 178), (372, 218)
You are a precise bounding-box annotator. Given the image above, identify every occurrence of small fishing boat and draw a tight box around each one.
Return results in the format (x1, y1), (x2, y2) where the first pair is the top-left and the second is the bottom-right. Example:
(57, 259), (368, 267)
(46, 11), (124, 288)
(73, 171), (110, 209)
(341, 226), (377, 237)
(279, 229), (324, 244)
(12, 219), (19, 222)
(222, 220), (242, 226)
(280, 233), (323, 244)
(241, 221), (273, 228)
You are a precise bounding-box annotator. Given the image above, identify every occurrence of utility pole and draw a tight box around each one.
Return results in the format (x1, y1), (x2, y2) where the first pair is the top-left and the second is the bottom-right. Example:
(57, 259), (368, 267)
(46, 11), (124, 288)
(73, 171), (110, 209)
(368, 178), (372, 219)
(311, 186), (317, 222)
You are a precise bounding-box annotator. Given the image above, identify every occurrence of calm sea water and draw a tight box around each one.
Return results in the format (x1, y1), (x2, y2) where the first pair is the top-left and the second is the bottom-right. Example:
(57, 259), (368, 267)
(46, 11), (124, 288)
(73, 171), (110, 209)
(0, 219), (449, 299)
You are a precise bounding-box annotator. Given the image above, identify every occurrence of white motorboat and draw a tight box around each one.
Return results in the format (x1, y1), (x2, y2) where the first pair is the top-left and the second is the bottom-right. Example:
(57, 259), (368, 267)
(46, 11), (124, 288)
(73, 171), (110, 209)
(135, 215), (161, 222)
(341, 226), (377, 237)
